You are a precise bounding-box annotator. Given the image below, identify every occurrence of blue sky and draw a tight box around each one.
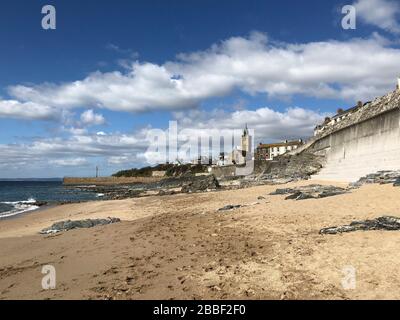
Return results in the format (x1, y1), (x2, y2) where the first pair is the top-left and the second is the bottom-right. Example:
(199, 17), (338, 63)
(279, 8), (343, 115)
(0, 0), (400, 178)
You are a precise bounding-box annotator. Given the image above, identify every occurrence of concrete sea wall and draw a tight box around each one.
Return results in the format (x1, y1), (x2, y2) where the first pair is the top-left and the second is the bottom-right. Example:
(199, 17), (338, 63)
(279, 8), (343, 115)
(312, 108), (400, 182)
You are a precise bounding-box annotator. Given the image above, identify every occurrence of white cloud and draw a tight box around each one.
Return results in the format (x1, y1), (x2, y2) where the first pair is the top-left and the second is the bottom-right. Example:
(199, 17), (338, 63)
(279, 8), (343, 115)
(80, 109), (106, 126)
(354, 0), (400, 34)
(107, 156), (130, 165)
(0, 100), (59, 121)
(67, 127), (88, 135)
(0, 105), (326, 172)
(7, 32), (400, 115)
(49, 158), (89, 167)
(106, 43), (139, 57)
(0, 131), (148, 168)
(173, 106), (326, 141)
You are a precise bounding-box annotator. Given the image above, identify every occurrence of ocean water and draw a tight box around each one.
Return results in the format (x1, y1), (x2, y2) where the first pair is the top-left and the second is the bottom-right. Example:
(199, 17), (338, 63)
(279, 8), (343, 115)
(0, 181), (100, 219)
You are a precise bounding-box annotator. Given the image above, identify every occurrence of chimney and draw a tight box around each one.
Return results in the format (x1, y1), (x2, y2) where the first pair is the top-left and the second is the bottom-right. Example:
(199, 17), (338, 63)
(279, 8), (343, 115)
(357, 101), (363, 108)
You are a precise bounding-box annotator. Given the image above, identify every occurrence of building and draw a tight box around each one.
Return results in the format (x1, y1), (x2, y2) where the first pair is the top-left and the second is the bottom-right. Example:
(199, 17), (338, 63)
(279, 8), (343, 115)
(255, 139), (303, 161)
(192, 155), (212, 165)
(227, 125), (253, 165)
(216, 152), (229, 166)
(314, 101), (367, 137)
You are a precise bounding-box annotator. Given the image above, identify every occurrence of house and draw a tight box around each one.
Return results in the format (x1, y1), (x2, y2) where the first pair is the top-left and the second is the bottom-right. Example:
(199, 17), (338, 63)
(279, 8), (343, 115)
(314, 101), (367, 136)
(255, 139), (304, 161)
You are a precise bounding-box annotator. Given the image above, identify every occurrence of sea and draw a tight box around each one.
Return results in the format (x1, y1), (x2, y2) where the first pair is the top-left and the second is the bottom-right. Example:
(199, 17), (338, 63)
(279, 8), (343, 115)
(0, 180), (101, 219)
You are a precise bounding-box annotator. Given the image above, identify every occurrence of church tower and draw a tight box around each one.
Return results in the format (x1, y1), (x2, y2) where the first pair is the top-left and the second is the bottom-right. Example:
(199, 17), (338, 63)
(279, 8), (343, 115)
(241, 124), (251, 157)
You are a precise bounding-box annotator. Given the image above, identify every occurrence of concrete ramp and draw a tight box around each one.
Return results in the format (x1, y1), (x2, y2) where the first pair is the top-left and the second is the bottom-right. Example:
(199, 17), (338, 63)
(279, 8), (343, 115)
(313, 150), (400, 182)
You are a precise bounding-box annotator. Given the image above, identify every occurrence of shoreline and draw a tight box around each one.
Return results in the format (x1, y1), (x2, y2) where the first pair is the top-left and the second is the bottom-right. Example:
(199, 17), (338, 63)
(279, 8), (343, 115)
(1, 180), (400, 299)
(0, 203), (58, 222)
(0, 178), (348, 234)
(0, 198), (107, 222)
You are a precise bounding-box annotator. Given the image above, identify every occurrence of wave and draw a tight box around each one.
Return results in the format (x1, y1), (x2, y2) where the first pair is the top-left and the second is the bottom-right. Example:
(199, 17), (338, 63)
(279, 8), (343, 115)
(0, 198), (40, 219)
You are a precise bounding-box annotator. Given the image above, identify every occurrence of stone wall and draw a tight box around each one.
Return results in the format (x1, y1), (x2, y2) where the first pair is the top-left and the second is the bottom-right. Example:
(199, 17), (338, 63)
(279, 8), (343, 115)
(63, 176), (164, 186)
(209, 165), (237, 178)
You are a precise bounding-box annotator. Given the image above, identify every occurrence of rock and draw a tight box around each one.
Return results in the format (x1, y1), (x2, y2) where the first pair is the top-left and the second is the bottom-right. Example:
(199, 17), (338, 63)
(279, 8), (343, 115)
(320, 216), (400, 235)
(158, 189), (176, 196)
(352, 170), (400, 187)
(271, 184), (348, 200)
(285, 192), (314, 200)
(254, 152), (325, 183)
(270, 188), (296, 195)
(257, 196), (266, 200)
(181, 175), (220, 193)
(32, 201), (48, 207)
(40, 217), (121, 234)
(218, 205), (242, 212)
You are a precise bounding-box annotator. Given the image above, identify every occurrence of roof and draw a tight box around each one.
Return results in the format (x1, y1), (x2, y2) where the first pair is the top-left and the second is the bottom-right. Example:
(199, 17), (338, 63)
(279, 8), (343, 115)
(315, 89), (400, 139)
(331, 102), (370, 120)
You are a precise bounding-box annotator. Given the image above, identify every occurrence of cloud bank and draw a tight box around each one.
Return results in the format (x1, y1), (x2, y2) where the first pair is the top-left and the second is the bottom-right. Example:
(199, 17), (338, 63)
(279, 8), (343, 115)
(2, 32), (400, 120)
(0, 105), (326, 176)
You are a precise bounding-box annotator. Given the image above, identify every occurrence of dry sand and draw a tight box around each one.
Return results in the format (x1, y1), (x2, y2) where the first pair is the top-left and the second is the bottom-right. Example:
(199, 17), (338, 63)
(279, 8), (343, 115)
(1, 180), (400, 300)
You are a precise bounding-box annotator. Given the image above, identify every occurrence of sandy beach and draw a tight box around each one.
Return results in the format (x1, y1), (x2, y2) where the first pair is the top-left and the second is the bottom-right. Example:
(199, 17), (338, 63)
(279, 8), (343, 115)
(1, 180), (400, 300)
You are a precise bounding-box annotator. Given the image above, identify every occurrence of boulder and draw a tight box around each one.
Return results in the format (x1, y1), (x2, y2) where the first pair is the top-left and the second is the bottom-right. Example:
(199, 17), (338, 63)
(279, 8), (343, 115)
(270, 184), (348, 200)
(320, 216), (400, 235)
(31, 201), (48, 207)
(40, 217), (121, 234)
(181, 175), (220, 193)
(351, 170), (400, 187)
(158, 189), (177, 196)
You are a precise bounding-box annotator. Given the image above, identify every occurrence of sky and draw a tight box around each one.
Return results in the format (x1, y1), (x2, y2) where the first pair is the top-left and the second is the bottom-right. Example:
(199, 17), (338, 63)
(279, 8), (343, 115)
(0, 0), (400, 178)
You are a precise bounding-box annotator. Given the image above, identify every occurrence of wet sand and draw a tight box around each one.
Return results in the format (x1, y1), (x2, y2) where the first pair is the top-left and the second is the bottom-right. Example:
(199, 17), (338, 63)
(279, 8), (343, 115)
(1, 180), (400, 300)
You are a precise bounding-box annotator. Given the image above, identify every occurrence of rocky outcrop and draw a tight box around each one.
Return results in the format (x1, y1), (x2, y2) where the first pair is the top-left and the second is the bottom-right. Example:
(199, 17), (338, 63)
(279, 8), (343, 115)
(40, 217), (121, 234)
(270, 184), (348, 200)
(181, 175), (220, 193)
(253, 152), (325, 183)
(72, 175), (220, 199)
(31, 201), (48, 207)
(351, 170), (400, 187)
(320, 216), (400, 235)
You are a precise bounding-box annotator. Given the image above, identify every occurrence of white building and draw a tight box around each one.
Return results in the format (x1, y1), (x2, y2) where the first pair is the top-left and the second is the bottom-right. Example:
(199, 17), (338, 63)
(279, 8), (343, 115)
(255, 140), (304, 161)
